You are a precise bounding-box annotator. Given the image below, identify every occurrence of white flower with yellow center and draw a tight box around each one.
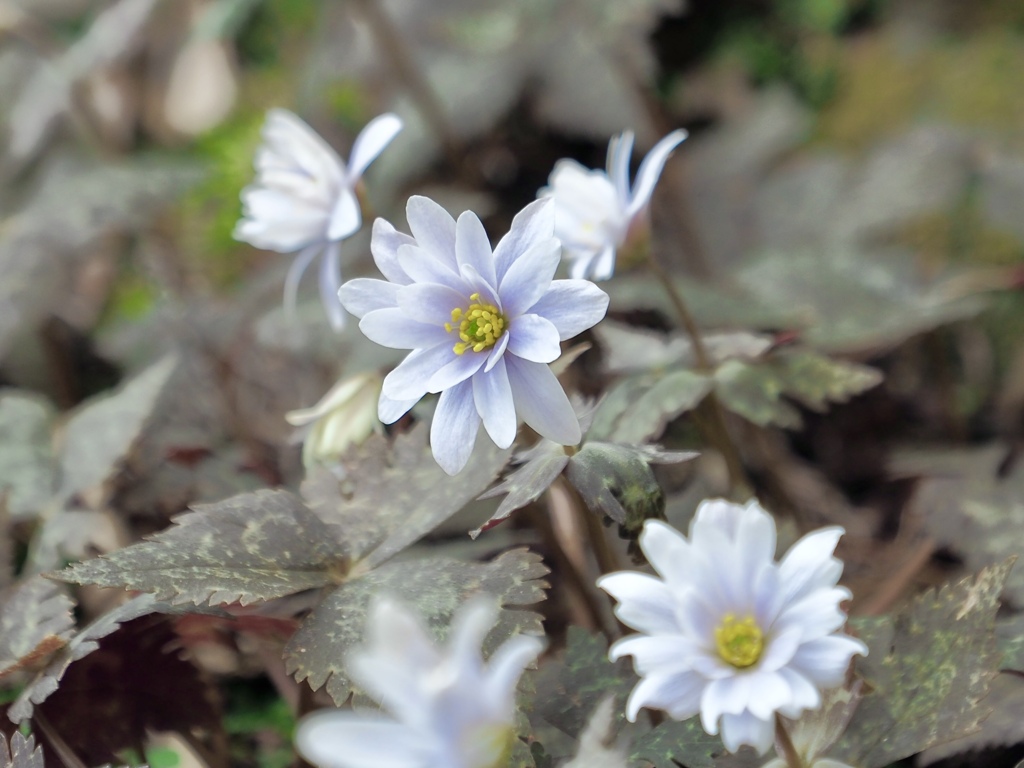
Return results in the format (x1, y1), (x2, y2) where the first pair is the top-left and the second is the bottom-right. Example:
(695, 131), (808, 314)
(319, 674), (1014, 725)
(339, 196), (609, 475)
(295, 597), (543, 768)
(541, 129), (687, 281)
(597, 499), (867, 755)
(234, 109), (403, 329)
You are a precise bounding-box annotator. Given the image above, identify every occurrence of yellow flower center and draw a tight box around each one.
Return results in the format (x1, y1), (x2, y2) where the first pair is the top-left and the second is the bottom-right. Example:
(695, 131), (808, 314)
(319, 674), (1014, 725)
(445, 293), (507, 355)
(714, 614), (764, 668)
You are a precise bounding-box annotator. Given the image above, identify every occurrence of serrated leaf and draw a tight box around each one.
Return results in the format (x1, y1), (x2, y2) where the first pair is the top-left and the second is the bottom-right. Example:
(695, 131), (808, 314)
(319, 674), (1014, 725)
(919, 674), (1024, 765)
(0, 576), (75, 679)
(996, 615), (1024, 671)
(284, 549), (548, 705)
(630, 718), (724, 768)
(714, 351), (882, 429)
(56, 489), (346, 606)
(56, 355), (178, 508)
(835, 560), (1013, 768)
(473, 442), (569, 539)
(302, 423), (510, 568)
(0, 392), (56, 520)
(608, 370), (713, 445)
(0, 732), (43, 768)
(9, 593), (167, 722)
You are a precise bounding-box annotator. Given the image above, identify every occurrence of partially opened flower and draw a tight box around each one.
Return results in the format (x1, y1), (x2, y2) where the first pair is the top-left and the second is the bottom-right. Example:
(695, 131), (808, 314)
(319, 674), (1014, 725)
(339, 196), (609, 474)
(295, 597), (544, 768)
(597, 499), (867, 755)
(541, 129), (687, 280)
(234, 109), (402, 329)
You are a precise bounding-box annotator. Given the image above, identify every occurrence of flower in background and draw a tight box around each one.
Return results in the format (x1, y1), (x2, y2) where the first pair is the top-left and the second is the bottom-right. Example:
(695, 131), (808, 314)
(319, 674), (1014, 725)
(339, 196), (609, 475)
(541, 129), (687, 281)
(295, 597), (543, 768)
(285, 371), (384, 469)
(234, 109), (402, 330)
(598, 499), (867, 755)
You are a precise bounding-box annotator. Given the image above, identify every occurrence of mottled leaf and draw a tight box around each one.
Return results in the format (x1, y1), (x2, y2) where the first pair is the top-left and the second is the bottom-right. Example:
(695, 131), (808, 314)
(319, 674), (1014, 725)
(0, 732), (43, 768)
(9, 593), (165, 722)
(564, 442), (696, 533)
(919, 674), (1024, 765)
(564, 697), (628, 768)
(775, 679), (864, 768)
(302, 423), (510, 567)
(473, 442), (570, 539)
(0, 577), (75, 679)
(997, 615), (1024, 671)
(56, 355), (178, 508)
(714, 351), (882, 429)
(630, 718), (724, 768)
(56, 489), (346, 606)
(285, 549), (547, 705)
(835, 560), (1013, 768)
(0, 392), (56, 520)
(606, 370), (713, 445)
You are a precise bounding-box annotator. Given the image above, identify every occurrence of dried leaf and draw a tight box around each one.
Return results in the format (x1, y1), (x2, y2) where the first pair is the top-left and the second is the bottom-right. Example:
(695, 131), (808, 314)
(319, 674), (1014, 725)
(0, 577), (75, 679)
(56, 489), (346, 606)
(0, 732), (44, 768)
(56, 356), (178, 508)
(836, 560), (1013, 768)
(285, 549), (548, 705)
(918, 674), (1024, 765)
(714, 351), (882, 429)
(0, 392), (56, 520)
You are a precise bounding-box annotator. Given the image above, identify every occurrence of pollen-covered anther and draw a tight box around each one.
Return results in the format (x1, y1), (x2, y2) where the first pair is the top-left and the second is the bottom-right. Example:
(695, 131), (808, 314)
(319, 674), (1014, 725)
(450, 293), (507, 355)
(715, 614), (764, 668)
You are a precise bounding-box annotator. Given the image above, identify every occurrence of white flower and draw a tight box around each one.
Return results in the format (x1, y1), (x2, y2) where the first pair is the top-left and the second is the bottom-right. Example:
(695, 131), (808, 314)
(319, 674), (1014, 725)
(295, 597), (543, 768)
(285, 371), (384, 469)
(597, 499), (867, 755)
(234, 109), (403, 329)
(540, 129), (687, 280)
(338, 196), (609, 475)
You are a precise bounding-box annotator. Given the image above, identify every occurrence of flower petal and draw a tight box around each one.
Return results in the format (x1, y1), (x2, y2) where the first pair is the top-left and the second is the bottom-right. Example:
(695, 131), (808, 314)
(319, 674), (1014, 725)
(492, 198), (554, 283)
(360, 308), (450, 350)
(378, 393), (419, 424)
(348, 112), (403, 179)
(371, 218), (416, 284)
(779, 527), (845, 603)
(498, 237), (560, 318)
(406, 195), (457, 269)
(427, 349), (487, 393)
(639, 519), (693, 586)
(718, 710), (774, 755)
(295, 711), (423, 768)
(598, 572), (679, 635)
(327, 189), (361, 241)
(398, 244), (466, 292)
(282, 243), (323, 322)
(397, 283), (467, 326)
(625, 669), (704, 722)
(339, 277), (400, 318)
(504, 356), (580, 446)
(455, 211), (497, 287)
(605, 130), (634, 208)
(382, 344), (457, 401)
(506, 314), (561, 363)
(529, 279), (609, 339)
(472, 357), (516, 449)
(430, 379), (481, 475)
(627, 129), (688, 218)
(318, 241), (346, 330)
(483, 634), (545, 710)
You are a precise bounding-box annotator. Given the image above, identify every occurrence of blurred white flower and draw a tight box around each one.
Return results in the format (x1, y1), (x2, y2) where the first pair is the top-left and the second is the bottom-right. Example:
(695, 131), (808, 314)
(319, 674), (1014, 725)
(540, 129), (687, 280)
(295, 597), (543, 768)
(597, 499), (867, 755)
(285, 371), (384, 469)
(339, 196), (609, 474)
(234, 109), (403, 329)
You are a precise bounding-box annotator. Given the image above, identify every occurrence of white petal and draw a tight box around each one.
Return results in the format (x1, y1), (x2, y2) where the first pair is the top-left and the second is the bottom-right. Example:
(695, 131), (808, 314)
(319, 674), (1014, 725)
(744, 671), (792, 721)
(605, 130), (634, 207)
(295, 711), (422, 768)
(506, 314), (561, 363)
(382, 345), (457, 401)
(427, 351), (487, 393)
(759, 626), (802, 673)
(597, 572), (679, 635)
(371, 218), (416, 284)
(378, 393), (419, 424)
(772, 587), (852, 641)
(472, 358), (517, 449)
(625, 669), (704, 722)
(339, 278), (400, 318)
(639, 519), (693, 586)
(788, 635), (867, 689)
(398, 283), (467, 326)
(327, 189), (362, 241)
(348, 112), (403, 179)
(700, 676), (750, 730)
(448, 597), (498, 665)
(779, 527), (845, 603)
(483, 634), (544, 709)
(398, 244), (466, 292)
(406, 195), (457, 269)
(776, 668), (821, 715)
(319, 241), (346, 330)
(484, 332), (510, 373)
(498, 237), (560, 318)
(459, 262), (502, 309)
(504, 356), (580, 446)
(492, 198), (555, 282)
(283, 243), (323, 322)
(235, 187), (328, 251)
(360, 308), (449, 349)
(529, 279), (609, 340)
(718, 710), (774, 755)
(609, 634), (701, 677)
(455, 211), (497, 287)
(627, 129), (688, 218)
(430, 380), (481, 475)
(589, 243), (618, 281)
(261, 109), (344, 188)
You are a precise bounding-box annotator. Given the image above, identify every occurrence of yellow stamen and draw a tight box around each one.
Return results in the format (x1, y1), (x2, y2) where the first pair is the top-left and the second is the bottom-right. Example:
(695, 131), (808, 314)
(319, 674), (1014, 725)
(448, 296), (507, 356)
(714, 614), (764, 668)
